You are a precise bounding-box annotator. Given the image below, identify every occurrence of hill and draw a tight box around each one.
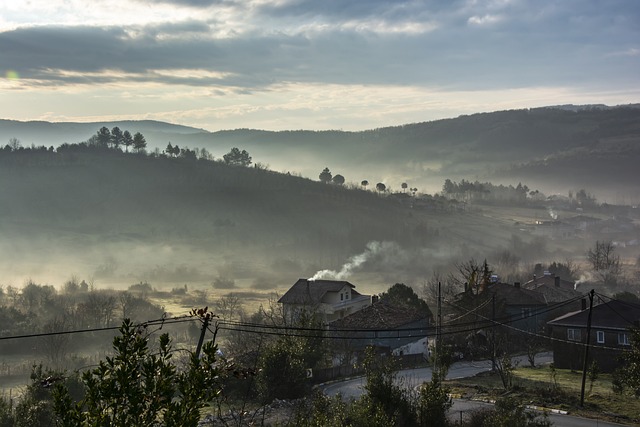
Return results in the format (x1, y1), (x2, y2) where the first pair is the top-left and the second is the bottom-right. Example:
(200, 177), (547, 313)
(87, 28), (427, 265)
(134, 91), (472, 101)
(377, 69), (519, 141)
(0, 145), (580, 297)
(2, 105), (639, 203)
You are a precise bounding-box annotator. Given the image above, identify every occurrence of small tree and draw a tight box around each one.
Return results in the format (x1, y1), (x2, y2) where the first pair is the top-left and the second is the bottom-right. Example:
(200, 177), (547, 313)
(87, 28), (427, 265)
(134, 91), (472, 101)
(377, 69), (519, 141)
(376, 182), (386, 193)
(319, 167), (332, 183)
(361, 180), (369, 190)
(332, 174), (345, 185)
(401, 182), (408, 193)
(53, 318), (222, 426)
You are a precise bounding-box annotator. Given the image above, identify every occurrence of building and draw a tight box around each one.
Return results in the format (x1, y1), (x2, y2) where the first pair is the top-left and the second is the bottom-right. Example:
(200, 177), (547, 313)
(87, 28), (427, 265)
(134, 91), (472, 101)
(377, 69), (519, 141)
(278, 278), (372, 323)
(329, 299), (431, 360)
(547, 299), (640, 372)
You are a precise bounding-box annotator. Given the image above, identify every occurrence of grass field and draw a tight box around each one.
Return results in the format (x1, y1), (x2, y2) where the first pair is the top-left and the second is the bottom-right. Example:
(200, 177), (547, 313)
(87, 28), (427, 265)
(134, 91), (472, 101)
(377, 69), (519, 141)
(449, 364), (640, 424)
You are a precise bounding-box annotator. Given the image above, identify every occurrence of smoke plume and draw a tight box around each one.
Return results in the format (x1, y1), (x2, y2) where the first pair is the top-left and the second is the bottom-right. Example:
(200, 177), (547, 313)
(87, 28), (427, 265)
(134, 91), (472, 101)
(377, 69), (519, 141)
(310, 241), (392, 280)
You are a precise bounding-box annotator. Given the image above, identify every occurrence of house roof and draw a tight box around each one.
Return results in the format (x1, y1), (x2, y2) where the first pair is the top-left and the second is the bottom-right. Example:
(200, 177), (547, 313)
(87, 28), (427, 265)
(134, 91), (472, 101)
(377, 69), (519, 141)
(523, 275), (575, 291)
(548, 299), (640, 330)
(277, 278), (358, 305)
(486, 282), (547, 306)
(521, 276), (582, 303)
(329, 300), (429, 329)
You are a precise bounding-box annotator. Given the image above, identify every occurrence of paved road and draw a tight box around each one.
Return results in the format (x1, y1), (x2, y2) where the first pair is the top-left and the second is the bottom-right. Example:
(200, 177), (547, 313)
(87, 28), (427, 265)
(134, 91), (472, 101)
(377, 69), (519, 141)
(321, 353), (629, 427)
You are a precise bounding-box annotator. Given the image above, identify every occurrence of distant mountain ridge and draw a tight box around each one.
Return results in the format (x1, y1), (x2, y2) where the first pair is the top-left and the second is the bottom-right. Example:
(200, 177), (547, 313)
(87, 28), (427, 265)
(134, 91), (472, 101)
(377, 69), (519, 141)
(2, 104), (639, 202)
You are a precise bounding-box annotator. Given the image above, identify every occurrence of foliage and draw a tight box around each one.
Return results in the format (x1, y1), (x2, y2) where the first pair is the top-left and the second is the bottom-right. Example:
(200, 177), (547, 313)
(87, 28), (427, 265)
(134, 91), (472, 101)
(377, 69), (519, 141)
(332, 174), (345, 185)
(379, 283), (432, 317)
(375, 182), (386, 192)
(257, 310), (326, 402)
(481, 396), (551, 427)
(289, 391), (391, 427)
(495, 352), (517, 390)
(614, 327), (640, 396)
(416, 375), (452, 427)
(52, 319), (222, 426)
(223, 147), (252, 166)
(361, 347), (416, 426)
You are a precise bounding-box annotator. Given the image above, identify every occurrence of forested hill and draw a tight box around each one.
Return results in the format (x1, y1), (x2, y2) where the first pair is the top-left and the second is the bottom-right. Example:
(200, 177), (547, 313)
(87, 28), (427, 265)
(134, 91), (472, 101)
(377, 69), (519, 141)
(2, 104), (640, 203)
(0, 146), (488, 289)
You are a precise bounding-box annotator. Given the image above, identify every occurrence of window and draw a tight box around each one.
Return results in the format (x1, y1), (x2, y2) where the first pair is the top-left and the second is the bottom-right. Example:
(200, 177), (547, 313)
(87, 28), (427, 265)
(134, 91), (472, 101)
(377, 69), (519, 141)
(340, 293), (343, 301)
(521, 308), (532, 319)
(345, 292), (349, 300)
(618, 333), (630, 346)
(596, 331), (605, 344)
(567, 328), (581, 341)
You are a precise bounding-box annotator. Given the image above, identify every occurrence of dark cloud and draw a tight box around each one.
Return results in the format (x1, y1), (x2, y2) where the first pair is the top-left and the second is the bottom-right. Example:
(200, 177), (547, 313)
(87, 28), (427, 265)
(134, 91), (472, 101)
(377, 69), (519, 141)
(1, 0), (638, 92)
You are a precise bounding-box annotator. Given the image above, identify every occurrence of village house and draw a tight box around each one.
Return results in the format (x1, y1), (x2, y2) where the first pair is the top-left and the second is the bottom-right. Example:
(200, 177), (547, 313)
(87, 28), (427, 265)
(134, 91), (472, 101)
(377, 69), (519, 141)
(329, 299), (431, 361)
(278, 278), (372, 323)
(547, 298), (640, 372)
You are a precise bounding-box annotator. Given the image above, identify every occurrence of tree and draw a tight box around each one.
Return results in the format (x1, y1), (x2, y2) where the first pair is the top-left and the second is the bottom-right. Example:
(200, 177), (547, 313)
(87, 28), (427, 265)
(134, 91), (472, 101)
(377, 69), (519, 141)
(222, 147), (252, 166)
(361, 180), (369, 190)
(401, 182), (408, 193)
(615, 327), (640, 396)
(110, 126), (123, 149)
(132, 132), (146, 152)
(376, 182), (386, 193)
(121, 130), (133, 152)
(53, 318), (222, 426)
(587, 240), (621, 287)
(380, 283), (431, 316)
(166, 142), (175, 156)
(332, 174), (345, 185)
(319, 167), (332, 183)
(8, 137), (21, 151)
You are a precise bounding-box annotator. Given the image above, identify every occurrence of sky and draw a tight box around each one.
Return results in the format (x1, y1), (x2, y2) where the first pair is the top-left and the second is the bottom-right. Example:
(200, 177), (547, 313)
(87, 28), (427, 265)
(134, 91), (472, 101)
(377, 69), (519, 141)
(1, 0), (639, 131)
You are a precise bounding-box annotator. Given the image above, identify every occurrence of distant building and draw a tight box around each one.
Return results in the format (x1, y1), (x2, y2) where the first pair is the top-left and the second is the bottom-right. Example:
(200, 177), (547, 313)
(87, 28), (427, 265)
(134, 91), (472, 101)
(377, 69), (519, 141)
(278, 278), (372, 323)
(547, 299), (640, 372)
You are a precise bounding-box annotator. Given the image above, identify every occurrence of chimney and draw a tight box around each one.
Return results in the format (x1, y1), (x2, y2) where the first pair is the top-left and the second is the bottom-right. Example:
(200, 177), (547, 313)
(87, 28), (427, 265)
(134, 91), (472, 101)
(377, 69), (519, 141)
(554, 276), (560, 287)
(514, 282), (520, 288)
(581, 298), (587, 311)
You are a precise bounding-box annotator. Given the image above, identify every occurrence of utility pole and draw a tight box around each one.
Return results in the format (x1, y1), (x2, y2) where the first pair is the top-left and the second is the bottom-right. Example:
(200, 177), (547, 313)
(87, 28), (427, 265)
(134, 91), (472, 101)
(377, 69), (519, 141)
(195, 315), (210, 359)
(435, 281), (442, 376)
(492, 293), (496, 371)
(580, 289), (595, 407)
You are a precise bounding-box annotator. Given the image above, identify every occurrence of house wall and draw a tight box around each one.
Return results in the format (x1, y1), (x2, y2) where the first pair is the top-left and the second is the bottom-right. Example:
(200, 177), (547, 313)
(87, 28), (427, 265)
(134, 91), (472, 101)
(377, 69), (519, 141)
(550, 326), (629, 372)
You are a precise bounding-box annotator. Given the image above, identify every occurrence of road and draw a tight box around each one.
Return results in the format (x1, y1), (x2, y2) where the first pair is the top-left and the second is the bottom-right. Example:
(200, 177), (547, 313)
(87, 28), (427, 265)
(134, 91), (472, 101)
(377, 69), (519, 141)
(321, 353), (629, 427)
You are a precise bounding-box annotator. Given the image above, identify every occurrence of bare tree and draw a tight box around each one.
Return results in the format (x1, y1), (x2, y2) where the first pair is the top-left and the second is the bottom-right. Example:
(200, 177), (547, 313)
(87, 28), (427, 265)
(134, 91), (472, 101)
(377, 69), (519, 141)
(41, 315), (71, 367)
(215, 293), (244, 322)
(587, 240), (621, 286)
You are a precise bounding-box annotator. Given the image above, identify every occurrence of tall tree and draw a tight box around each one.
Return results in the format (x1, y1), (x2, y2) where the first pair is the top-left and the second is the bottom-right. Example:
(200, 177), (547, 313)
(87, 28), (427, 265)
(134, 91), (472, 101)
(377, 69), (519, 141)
(587, 240), (621, 286)
(122, 130), (133, 152)
(110, 126), (123, 149)
(96, 127), (111, 148)
(132, 132), (147, 152)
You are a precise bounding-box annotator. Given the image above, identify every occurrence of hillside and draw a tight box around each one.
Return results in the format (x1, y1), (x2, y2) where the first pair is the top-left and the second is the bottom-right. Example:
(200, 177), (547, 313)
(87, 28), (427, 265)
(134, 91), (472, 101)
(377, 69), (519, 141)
(0, 145), (574, 296)
(2, 106), (639, 203)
